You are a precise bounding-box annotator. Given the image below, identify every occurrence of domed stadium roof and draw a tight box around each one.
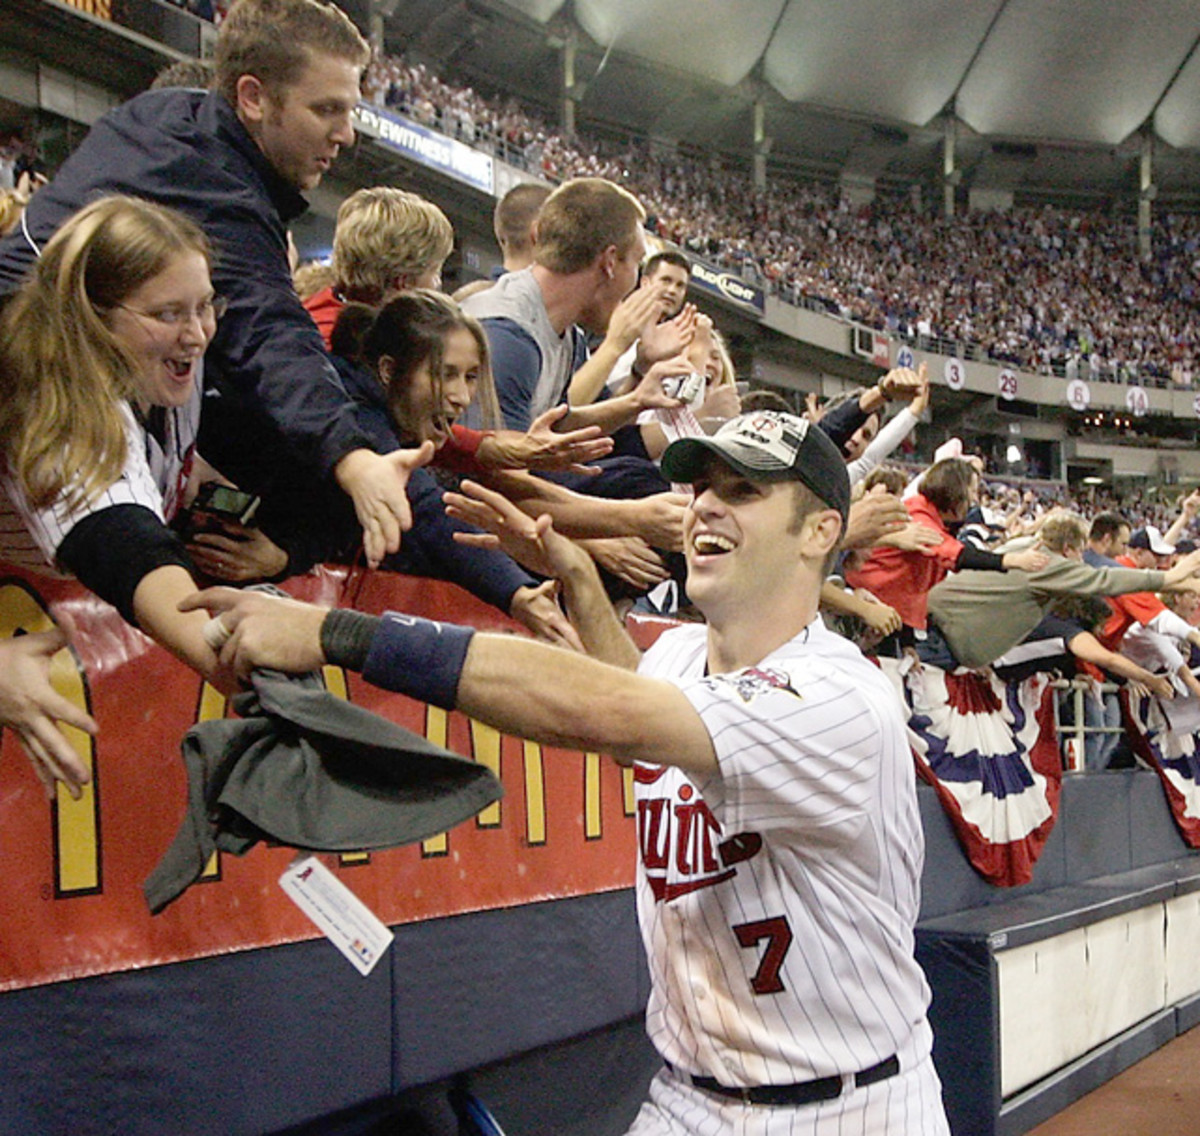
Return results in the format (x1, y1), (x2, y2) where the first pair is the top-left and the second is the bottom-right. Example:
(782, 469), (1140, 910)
(381, 0), (1200, 203)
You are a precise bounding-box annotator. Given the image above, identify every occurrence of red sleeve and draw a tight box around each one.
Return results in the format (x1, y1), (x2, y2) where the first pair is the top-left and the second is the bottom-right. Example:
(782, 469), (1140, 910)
(434, 425), (491, 476)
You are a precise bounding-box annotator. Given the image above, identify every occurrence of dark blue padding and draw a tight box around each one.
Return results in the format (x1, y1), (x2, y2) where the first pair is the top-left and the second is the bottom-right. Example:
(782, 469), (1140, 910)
(915, 932), (997, 1136)
(0, 891), (648, 1136)
(1129, 770), (1192, 867)
(1061, 770), (1135, 880)
(1175, 991), (1200, 1034)
(0, 937), (393, 1136)
(917, 874), (1180, 952)
(391, 890), (647, 1087)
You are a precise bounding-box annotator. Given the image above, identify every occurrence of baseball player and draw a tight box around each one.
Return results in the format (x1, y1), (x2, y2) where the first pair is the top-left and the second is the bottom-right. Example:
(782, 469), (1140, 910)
(185, 411), (950, 1135)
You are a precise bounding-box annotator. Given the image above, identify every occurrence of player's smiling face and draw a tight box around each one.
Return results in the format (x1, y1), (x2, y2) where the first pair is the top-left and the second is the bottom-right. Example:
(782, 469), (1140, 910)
(684, 457), (803, 615)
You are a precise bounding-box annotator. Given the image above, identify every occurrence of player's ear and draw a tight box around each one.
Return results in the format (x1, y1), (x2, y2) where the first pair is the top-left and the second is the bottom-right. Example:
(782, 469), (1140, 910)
(801, 509), (843, 562)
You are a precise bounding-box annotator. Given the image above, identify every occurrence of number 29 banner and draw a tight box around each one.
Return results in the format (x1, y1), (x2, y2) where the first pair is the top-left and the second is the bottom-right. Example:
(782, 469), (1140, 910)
(0, 565), (644, 993)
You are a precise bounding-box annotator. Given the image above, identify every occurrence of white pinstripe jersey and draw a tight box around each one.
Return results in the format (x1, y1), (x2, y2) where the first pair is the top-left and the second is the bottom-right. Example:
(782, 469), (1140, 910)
(634, 617), (932, 1087)
(0, 388), (200, 572)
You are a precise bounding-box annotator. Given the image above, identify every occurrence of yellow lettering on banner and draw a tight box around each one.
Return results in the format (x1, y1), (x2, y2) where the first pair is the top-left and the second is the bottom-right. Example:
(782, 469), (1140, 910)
(469, 718), (501, 827)
(319, 666), (371, 866)
(622, 765), (635, 816)
(321, 665), (349, 701)
(584, 753), (602, 839)
(523, 740), (546, 845)
(195, 682), (228, 881)
(421, 705), (449, 857)
(0, 583), (100, 895)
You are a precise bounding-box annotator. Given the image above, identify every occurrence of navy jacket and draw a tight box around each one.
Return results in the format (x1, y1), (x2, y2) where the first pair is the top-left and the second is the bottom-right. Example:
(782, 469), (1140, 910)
(255, 354), (539, 615)
(0, 88), (376, 484)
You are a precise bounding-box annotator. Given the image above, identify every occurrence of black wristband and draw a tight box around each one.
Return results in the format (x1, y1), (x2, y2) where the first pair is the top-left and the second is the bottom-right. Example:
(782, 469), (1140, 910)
(321, 608), (383, 672)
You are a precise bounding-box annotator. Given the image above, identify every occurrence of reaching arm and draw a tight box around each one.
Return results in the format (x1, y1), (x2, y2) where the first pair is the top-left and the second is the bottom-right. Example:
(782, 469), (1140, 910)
(483, 470), (688, 550)
(180, 588), (717, 774)
(1067, 629), (1174, 698)
(0, 630), (98, 800)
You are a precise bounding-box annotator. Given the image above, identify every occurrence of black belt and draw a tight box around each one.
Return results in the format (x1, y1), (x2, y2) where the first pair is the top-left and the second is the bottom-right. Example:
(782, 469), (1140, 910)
(683, 1054), (899, 1107)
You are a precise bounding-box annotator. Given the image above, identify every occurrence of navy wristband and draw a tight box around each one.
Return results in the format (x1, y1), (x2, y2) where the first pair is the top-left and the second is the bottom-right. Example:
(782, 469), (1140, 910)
(362, 613), (476, 710)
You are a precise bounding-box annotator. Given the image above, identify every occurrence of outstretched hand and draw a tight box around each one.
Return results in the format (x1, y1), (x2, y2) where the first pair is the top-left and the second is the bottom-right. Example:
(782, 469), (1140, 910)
(335, 443), (435, 568)
(445, 479), (589, 581)
(491, 405), (614, 473)
(0, 630), (97, 800)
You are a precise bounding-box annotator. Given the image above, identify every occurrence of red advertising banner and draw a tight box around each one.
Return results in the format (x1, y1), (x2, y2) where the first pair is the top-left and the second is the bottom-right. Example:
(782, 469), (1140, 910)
(0, 564), (655, 993)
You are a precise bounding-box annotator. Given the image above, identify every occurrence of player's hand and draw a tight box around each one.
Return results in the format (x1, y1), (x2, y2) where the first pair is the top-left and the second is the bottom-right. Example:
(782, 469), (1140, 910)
(579, 536), (671, 591)
(508, 582), (584, 652)
(187, 522), (289, 583)
(0, 630), (98, 800)
(334, 444), (435, 568)
(485, 405), (614, 474)
(446, 479), (591, 581)
(179, 587), (329, 682)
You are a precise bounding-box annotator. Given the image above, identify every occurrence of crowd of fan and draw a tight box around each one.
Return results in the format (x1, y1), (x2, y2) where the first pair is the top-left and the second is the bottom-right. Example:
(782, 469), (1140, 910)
(6, 0), (1200, 811)
(365, 51), (1200, 389)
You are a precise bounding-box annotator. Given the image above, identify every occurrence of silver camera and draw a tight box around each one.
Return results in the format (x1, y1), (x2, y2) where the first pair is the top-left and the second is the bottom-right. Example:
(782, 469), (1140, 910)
(661, 372), (705, 407)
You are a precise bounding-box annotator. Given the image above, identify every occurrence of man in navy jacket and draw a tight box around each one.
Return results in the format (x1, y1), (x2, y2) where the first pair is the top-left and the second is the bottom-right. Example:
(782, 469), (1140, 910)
(0, 0), (423, 567)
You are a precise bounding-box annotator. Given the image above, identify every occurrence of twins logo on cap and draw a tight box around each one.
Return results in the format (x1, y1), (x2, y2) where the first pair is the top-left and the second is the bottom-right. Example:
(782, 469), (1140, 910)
(716, 414), (809, 472)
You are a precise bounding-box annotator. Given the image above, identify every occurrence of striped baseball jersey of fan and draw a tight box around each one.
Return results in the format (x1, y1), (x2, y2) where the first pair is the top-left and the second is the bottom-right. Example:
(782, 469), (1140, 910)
(632, 616), (936, 1090)
(0, 388), (199, 570)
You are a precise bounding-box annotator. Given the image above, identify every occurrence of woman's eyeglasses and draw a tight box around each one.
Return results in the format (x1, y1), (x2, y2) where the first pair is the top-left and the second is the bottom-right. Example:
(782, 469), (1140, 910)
(118, 295), (228, 326)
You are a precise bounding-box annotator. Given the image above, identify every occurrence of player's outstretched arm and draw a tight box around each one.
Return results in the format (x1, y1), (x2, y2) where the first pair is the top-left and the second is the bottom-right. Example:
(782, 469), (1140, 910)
(179, 588), (716, 775)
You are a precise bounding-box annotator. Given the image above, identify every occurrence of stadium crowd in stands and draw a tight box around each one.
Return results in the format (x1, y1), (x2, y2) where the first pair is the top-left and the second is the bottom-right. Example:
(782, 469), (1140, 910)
(365, 51), (1200, 388)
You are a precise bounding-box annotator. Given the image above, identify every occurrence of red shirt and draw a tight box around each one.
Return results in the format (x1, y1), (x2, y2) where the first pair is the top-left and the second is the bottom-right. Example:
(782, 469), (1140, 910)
(1096, 554), (1166, 652)
(844, 493), (963, 630)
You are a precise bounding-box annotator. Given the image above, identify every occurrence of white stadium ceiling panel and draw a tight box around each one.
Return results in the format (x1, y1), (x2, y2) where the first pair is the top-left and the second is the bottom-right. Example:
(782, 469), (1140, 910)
(1156, 46), (1200, 150)
(572, 0), (787, 88)
(955, 0), (1200, 145)
(492, 0), (568, 23)
(762, 0), (1002, 126)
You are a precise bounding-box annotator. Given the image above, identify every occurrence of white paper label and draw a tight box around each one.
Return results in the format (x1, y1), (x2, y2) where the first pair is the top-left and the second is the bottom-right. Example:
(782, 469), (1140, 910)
(279, 855), (393, 976)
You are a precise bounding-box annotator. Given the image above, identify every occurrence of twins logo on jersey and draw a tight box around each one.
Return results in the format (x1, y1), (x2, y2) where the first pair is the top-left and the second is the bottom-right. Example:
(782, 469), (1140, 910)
(713, 666), (800, 703)
(635, 766), (763, 903)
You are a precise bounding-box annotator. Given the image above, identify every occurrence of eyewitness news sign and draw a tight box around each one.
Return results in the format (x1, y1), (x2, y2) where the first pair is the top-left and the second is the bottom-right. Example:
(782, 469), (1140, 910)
(353, 103), (495, 195)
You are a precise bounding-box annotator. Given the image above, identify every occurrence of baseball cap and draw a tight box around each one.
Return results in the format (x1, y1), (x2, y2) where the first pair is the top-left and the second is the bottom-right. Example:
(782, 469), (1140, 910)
(1176, 539), (1197, 555)
(1128, 525), (1175, 555)
(660, 411), (851, 520)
